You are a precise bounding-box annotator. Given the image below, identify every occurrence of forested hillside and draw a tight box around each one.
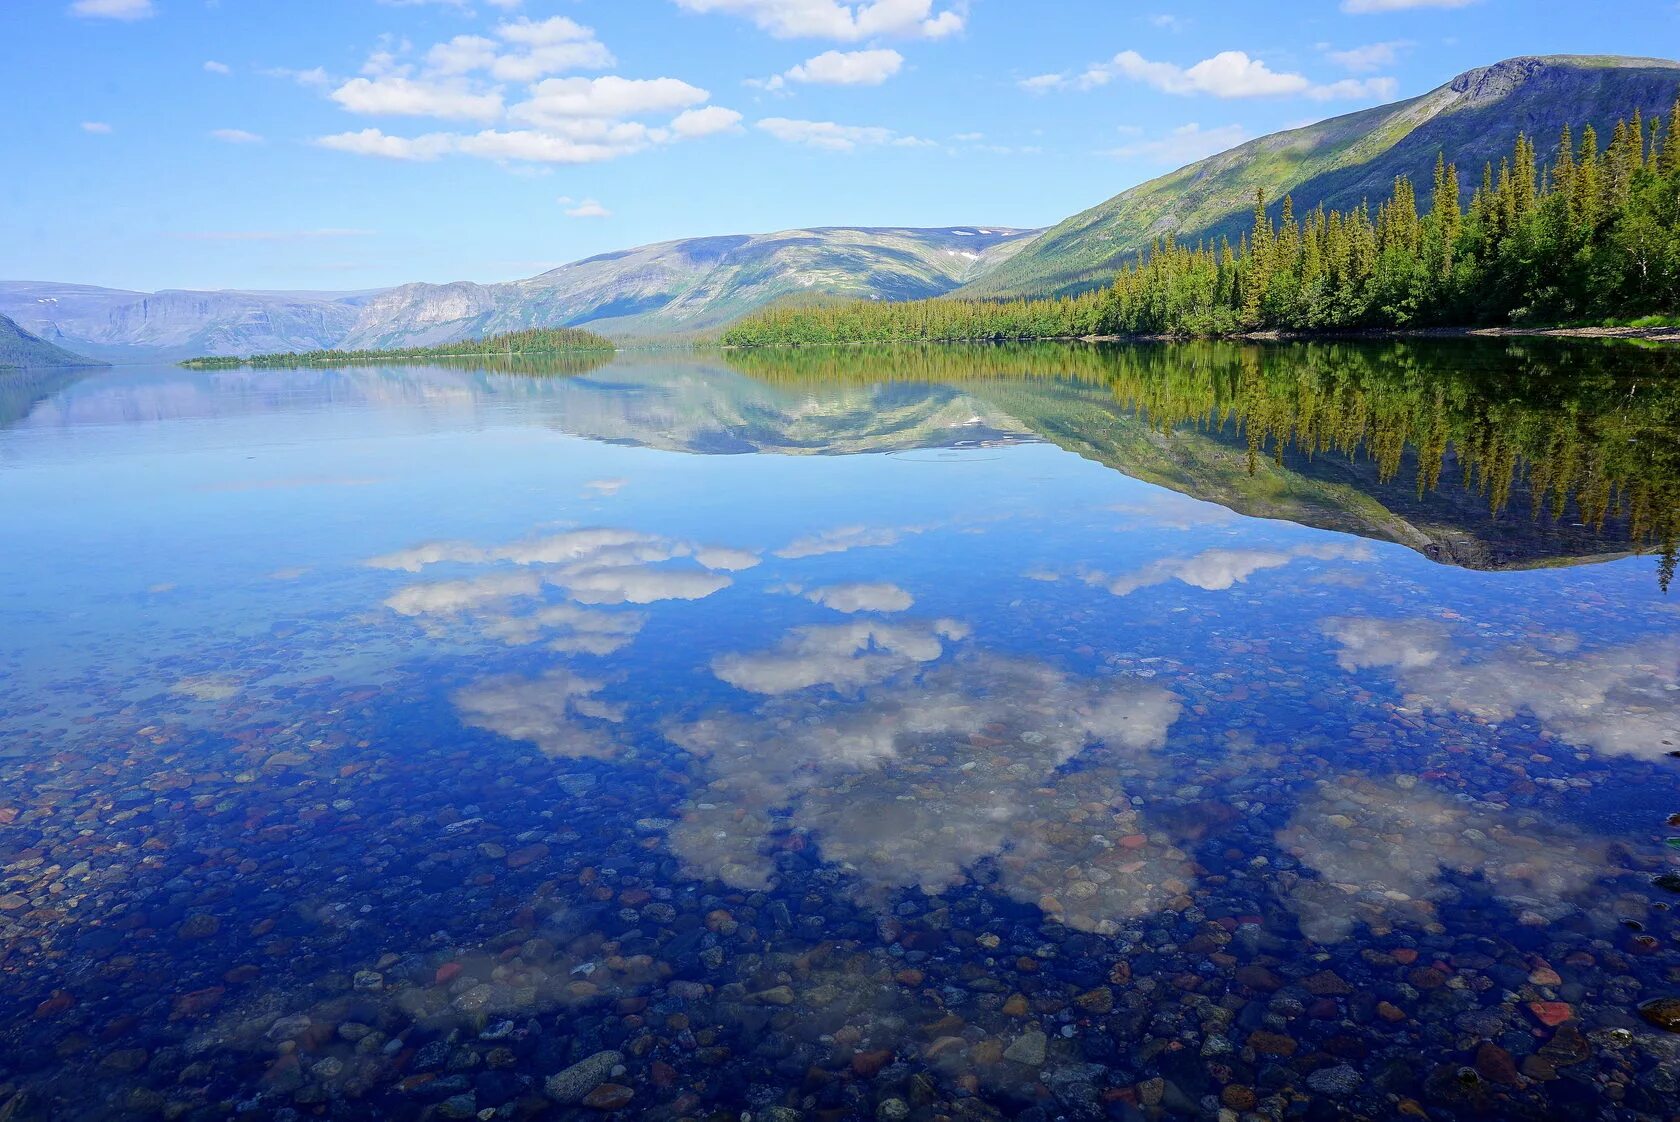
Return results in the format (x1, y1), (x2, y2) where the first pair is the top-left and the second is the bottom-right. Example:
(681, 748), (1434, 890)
(964, 55), (1680, 299)
(724, 105), (1680, 344)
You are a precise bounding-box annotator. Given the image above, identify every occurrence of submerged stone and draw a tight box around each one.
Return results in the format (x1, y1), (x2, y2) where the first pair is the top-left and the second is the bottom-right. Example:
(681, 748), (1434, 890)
(546, 1051), (623, 1104)
(1638, 998), (1680, 1033)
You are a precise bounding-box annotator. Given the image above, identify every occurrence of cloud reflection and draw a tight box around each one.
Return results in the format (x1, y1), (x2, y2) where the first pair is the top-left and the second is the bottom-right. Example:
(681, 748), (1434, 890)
(668, 653), (1186, 932)
(710, 618), (968, 694)
(453, 668), (625, 761)
(1279, 778), (1613, 943)
(1091, 541), (1373, 596)
(1323, 616), (1680, 759)
(803, 581), (915, 614)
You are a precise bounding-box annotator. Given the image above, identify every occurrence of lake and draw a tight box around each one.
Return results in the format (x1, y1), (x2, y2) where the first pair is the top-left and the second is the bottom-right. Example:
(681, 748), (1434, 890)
(2, 340), (1679, 1121)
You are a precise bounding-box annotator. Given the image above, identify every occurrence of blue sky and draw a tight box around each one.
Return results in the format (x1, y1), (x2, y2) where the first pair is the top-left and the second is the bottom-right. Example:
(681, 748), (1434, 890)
(4, 0), (1677, 292)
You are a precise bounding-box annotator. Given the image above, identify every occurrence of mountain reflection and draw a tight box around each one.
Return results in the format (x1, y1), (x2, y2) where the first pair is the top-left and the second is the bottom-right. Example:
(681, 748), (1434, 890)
(9, 339), (1677, 585)
(723, 339), (1680, 586)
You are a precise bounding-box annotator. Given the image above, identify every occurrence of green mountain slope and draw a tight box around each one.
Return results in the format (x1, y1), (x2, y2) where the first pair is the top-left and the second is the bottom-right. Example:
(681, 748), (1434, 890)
(965, 55), (1680, 299)
(0, 311), (104, 369)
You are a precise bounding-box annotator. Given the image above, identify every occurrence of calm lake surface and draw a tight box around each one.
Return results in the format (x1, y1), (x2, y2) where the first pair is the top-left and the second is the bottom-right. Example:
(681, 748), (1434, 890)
(2, 340), (1679, 1121)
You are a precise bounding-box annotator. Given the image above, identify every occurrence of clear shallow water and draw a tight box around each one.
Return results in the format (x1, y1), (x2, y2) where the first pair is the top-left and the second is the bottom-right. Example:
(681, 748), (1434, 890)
(1, 342), (1679, 1121)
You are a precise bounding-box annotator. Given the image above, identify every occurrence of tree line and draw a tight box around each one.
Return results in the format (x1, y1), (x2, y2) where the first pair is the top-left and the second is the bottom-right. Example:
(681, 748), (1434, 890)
(180, 327), (616, 369)
(723, 104), (1680, 345)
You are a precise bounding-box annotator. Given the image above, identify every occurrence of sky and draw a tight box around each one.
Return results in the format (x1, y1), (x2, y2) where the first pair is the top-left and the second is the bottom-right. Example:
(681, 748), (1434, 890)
(4, 0), (1678, 292)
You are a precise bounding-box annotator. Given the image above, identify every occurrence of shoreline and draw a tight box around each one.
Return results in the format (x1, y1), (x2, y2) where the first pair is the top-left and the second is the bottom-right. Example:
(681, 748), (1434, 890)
(1200, 324), (1680, 344)
(721, 323), (1680, 349)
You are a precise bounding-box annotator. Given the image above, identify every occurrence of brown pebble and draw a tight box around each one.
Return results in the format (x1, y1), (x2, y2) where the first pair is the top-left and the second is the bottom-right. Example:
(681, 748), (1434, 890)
(1247, 1030), (1297, 1057)
(1074, 987), (1114, 1014)
(1475, 1043), (1520, 1085)
(1221, 1085), (1257, 1110)
(582, 1083), (633, 1110)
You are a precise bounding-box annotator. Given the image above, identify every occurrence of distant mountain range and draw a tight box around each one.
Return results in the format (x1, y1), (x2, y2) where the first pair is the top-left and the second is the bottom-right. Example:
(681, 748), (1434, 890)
(0, 311), (104, 370)
(0, 228), (1035, 362)
(4, 54), (1677, 361)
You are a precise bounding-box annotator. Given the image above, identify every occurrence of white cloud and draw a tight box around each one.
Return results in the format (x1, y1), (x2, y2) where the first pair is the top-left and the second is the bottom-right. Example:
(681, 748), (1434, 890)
(671, 105), (744, 137)
(758, 116), (929, 150)
(511, 76), (710, 124)
(204, 61), (231, 75)
(378, 0), (526, 7)
(784, 47), (904, 85)
(267, 66), (332, 88)
(1019, 72), (1070, 93)
(312, 19), (729, 169)
(210, 128), (264, 144)
(559, 197), (612, 217)
(424, 34), (499, 75)
(1342, 0), (1476, 10)
(172, 228), (373, 241)
(1106, 122), (1248, 165)
(1048, 49), (1395, 103)
(80, 121), (113, 134)
(456, 126), (658, 164)
(484, 16), (615, 81)
(331, 76), (505, 122)
(671, 0), (964, 41)
(319, 113), (728, 166)
(1306, 76), (1398, 102)
(1094, 50), (1311, 97)
(316, 128), (457, 160)
(397, 19), (615, 83)
(69, 0), (153, 19)
(1326, 40), (1411, 72)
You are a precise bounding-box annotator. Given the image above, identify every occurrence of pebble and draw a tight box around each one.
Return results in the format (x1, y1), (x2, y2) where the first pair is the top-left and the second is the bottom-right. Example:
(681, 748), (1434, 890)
(1002, 1031), (1047, 1066)
(545, 1051), (624, 1104)
(1306, 1065), (1361, 1095)
(1638, 998), (1680, 1033)
(582, 1084), (634, 1110)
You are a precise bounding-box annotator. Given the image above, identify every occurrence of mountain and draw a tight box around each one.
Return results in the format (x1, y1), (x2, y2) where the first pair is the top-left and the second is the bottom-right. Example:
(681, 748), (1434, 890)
(14, 54), (1679, 354)
(964, 55), (1680, 298)
(0, 311), (104, 369)
(0, 282), (376, 363)
(335, 226), (1037, 349)
(1, 228), (1035, 361)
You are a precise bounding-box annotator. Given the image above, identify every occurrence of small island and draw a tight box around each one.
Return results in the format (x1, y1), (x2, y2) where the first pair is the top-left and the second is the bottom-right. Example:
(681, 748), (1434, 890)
(179, 327), (616, 369)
